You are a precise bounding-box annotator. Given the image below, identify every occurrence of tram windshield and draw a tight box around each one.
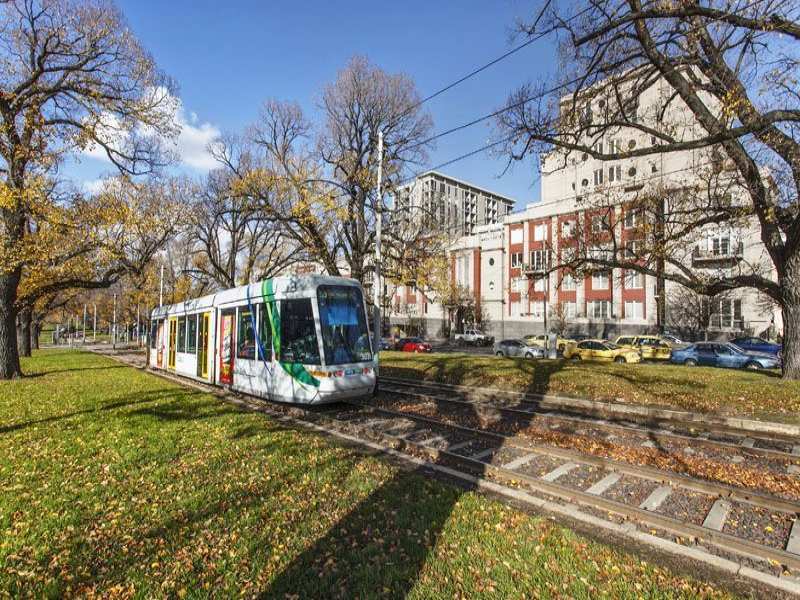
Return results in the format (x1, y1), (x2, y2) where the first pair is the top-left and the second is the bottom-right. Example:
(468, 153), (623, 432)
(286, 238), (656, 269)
(317, 285), (373, 365)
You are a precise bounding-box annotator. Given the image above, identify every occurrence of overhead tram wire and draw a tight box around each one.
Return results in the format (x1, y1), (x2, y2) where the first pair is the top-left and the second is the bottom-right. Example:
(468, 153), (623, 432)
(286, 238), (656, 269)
(395, 3), (595, 123)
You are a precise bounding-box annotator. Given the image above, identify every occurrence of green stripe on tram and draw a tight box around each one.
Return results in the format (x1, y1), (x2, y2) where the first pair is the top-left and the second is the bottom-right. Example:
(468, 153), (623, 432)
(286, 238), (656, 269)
(262, 279), (320, 388)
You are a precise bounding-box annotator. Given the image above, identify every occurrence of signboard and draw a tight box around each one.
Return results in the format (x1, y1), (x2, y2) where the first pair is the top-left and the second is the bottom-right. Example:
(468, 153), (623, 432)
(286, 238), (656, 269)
(219, 311), (234, 385)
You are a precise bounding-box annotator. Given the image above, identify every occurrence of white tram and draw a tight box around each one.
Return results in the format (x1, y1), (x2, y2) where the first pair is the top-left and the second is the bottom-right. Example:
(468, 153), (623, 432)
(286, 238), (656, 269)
(149, 275), (377, 404)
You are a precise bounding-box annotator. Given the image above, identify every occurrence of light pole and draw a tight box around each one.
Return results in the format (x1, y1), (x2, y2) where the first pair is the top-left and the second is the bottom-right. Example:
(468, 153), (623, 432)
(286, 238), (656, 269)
(82, 304), (87, 344)
(372, 130), (384, 361)
(159, 263), (164, 308)
(93, 304), (97, 342)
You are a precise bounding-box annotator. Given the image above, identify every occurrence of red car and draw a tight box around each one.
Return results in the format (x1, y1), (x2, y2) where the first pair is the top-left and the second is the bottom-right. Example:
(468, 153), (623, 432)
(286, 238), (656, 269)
(395, 337), (432, 353)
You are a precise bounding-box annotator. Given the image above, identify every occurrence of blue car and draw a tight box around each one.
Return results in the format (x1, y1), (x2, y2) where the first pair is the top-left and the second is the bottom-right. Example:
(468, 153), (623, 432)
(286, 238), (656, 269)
(730, 336), (782, 356)
(670, 342), (781, 370)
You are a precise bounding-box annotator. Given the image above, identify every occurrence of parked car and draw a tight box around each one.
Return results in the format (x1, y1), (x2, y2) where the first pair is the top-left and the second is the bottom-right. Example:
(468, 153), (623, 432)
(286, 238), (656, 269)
(670, 342), (781, 370)
(613, 335), (672, 360)
(659, 333), (685, 346)
(454, 329), (494, 346)
(562, 340), (641, 363)
(521, 334), (572, 353)
(730, 336), (782, 357)
(395, 337), (432, 353)
(379, 338), (394, 351)
(493, 339), (545, 359)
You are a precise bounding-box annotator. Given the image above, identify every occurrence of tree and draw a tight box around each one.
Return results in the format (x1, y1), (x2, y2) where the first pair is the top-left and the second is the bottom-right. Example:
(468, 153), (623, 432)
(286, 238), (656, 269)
(497, 0), (800, 379)
(549, 300), (570, 336)
(187, 155), (303, 290)
(0, 0), (177, 377)
(235, 56), (434, 288)
(13, 176), (184, 357)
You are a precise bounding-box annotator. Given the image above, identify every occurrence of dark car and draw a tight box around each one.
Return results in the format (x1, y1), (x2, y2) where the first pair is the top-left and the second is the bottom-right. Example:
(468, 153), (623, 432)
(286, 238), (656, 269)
(730, 336), (782, 356)
(670, 342), (781, 370)
(395, 337), (432, 353)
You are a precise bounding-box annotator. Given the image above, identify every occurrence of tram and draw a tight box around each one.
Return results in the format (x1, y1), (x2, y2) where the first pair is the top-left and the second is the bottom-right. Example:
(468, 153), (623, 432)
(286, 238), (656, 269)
(149, 275), (377, 404)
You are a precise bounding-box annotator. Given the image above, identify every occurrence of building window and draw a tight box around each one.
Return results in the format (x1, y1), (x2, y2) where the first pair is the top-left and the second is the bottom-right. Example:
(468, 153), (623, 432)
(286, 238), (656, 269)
(624, 208), (641, 229)
(533, 223), (547, 241)
(592, 271), (610, 289)
(628, 166), (637, 177)
(531, 301), (545, 319)
(512, 277), (526, 294)
(534, 277), (546, 292)
(186, 314), (198, 355)
(257, 303), (272, 360)
(625, 240), (640, 258)
(488, 257), (495, 266)
(177, 317), (186, 352)
(591, 214), (609, 233)
(510, 228), (523, 244)
(593, 140), (604, 155)
(624, 301), (644, 319)
(560, 273), (576, 291)
(608, 165), (621, 182)
(564, 301), (577, 318)
(624, 271), (644, 289)
(510, 300), (521, 317)
(511, 252), (524, 268)
(710, 234), (731, 255)
(529, 249), (549, 271)
(593, 169), (604, 185)
(581, 178), (589, 187)
(561, 220), (575, 238)
(588, 300), (611, 319)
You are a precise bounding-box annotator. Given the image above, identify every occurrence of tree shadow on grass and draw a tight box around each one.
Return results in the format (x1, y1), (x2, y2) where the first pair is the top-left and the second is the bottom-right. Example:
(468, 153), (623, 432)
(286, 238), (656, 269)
(0, 388), (201, 435)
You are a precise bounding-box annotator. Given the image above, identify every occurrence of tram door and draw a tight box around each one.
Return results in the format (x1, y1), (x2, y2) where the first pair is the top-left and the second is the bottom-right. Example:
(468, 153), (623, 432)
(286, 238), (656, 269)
(219, 309), (235, 385)
(197, 312), (210, 379)
(167, 318), (177, 369)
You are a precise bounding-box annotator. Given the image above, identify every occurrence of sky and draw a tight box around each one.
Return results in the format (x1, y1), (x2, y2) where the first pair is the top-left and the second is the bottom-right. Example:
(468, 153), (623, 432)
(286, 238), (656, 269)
(71, 0), (557, 210)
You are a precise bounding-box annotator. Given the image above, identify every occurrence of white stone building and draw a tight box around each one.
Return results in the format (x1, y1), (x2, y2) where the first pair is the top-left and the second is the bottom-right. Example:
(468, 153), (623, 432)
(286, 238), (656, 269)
(388, 78), (782, 340)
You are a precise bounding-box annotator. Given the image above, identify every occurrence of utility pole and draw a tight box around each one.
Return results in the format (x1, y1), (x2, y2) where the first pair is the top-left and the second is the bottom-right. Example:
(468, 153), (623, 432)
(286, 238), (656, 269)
(112, 294), (117, 350)
(159, 263), (164, 307)
(372, 130), (384, 363)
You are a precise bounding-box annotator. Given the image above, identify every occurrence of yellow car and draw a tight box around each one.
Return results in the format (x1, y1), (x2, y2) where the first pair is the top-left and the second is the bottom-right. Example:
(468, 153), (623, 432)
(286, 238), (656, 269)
(613, 335), (672, 360)
(562, 339), (641, 363)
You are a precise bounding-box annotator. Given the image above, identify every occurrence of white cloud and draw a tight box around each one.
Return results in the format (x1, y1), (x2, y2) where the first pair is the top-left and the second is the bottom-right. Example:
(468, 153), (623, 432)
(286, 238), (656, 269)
(82, 178), (108, 195)
(81, 92), (220, 172)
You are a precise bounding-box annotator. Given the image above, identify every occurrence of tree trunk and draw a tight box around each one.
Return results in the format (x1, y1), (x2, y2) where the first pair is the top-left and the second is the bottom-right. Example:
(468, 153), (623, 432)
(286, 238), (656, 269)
(31, 320), (41, 351)
(781, 289), (800, 381)
(0, 270), (23, 379)
(17, 307), (32, 358)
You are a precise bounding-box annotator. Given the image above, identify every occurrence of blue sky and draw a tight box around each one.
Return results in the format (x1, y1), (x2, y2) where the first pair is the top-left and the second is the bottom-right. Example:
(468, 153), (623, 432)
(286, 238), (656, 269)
(73, 0), (555, 209)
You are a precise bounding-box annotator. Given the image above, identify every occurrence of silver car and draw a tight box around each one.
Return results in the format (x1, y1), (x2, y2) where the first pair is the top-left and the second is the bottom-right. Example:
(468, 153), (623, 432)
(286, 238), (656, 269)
(493, 339), (545, 359)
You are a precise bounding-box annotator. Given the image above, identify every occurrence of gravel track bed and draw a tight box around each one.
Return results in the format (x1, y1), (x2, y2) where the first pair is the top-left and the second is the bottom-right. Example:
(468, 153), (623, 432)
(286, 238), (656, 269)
(555, 464), (610, 491)
(601, 475), (660, 508)
(722, 502), (794, 550)
(515, 455), (569, 479)
(655, 490), (716, 526)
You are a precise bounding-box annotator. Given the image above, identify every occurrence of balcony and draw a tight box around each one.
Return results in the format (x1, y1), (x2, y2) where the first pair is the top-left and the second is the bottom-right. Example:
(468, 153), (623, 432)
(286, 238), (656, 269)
(521, 263), (548, 275)
(691, 241), (744, 266)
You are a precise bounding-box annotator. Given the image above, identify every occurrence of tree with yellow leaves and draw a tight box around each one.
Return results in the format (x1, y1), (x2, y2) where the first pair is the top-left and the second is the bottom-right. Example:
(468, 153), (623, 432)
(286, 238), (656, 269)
(0, 0), (177, 377)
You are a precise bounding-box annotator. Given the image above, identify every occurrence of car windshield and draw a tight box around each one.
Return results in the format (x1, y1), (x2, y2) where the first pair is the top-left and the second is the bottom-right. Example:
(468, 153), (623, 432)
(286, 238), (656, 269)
(728, 343), (746, 354)
(605, 343), (620, 349)
(410, 338), (424, 343)
(317, 285), (372, 365)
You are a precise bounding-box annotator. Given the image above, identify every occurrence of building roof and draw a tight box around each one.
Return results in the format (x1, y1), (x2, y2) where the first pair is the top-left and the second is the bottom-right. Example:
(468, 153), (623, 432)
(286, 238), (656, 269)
(404, 170), (516, 206)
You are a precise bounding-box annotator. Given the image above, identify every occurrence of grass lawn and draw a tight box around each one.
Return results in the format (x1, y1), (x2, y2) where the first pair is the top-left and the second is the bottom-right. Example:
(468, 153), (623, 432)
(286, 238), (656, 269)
(0, 350), (737, 599)
(379, 351), (800, 423)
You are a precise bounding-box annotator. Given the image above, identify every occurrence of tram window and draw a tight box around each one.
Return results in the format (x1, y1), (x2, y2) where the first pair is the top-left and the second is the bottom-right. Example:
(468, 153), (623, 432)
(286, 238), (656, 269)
(280, 298), (320, 364)
(177, 317), (186, 352)
(186, 315), (198, 354)
(257, 303), (272, 360)
(150, 321), (157, 349)
(317, 285), (372, 365)
(237, 307), (256, 360)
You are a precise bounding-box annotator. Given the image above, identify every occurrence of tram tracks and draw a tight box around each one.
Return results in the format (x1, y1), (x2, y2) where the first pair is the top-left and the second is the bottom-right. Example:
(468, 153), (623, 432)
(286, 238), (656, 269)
(96, 349), (800, 596)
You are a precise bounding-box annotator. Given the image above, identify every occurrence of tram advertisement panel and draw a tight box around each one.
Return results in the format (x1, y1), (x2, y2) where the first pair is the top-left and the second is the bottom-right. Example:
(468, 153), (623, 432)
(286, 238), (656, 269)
(219, 310), (234, 385)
